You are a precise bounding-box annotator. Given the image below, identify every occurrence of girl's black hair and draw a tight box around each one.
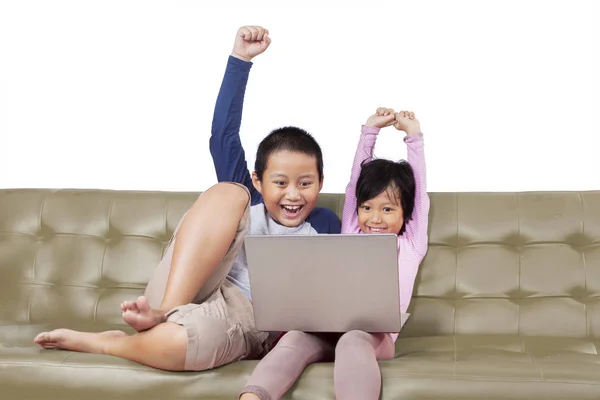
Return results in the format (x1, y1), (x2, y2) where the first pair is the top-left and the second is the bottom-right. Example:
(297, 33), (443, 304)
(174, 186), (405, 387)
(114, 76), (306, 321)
(355, 158), (416, 235)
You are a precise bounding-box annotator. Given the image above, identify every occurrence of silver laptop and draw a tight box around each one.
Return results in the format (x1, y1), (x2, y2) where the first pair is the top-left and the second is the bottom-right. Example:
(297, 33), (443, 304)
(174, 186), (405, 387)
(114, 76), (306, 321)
(244, 234), (410, 333)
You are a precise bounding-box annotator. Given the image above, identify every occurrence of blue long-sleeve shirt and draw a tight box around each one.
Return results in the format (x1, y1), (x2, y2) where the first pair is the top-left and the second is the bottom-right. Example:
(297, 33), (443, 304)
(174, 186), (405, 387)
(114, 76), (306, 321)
(209, 56), (341, 235)
(209, 56), (341, 300)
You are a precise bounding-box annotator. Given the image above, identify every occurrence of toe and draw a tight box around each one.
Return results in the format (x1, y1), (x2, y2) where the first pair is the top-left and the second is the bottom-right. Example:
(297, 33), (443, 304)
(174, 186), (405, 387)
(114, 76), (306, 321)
(34, 332), (56, 348)
(122, 300), (138, 312)
(136, 296), (150, 312)
(123, 310), (139, 323)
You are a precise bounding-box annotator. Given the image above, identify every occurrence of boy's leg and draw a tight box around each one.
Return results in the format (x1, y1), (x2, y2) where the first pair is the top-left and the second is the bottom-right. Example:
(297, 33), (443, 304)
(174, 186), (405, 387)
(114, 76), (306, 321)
(34, 324), (188, 371)
(34, 280), (265, 372)
(167, 278), (269, 371)
(333, 331), (395, 400)
(122, 181), (251, 331)
(35, 182), (254, 371)
(240, 331), (337, 400)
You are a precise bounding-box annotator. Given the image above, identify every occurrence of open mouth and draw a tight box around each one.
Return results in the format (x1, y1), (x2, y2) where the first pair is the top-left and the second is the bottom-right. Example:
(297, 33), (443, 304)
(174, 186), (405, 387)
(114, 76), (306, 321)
(280, 205), (304, 219)
(368, 227), (387, 233)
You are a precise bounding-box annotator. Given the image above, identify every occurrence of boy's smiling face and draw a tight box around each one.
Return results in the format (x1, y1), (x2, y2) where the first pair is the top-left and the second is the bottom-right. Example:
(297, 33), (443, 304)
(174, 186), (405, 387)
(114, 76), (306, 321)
(252, 150), (323, 227)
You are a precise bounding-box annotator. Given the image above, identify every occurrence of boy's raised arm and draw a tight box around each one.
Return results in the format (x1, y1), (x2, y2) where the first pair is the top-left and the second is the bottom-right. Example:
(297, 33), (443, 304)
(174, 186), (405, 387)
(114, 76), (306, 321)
(209, 26), (271, 205)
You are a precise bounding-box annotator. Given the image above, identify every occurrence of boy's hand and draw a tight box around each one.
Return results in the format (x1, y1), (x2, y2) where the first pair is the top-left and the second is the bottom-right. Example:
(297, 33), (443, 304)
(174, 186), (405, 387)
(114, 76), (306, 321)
(394, 110), (421, 135)
(231, 26), (271, 62)
(365, 107), (396, 129)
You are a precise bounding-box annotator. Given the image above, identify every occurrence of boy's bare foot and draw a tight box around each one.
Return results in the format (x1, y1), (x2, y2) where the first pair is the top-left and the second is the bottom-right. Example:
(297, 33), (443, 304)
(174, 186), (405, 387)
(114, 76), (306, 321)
(121, 296), (166, 332)
(34, 329), (126, 353)
(120, 299), (139, 313)
(240, 394), (261, 400)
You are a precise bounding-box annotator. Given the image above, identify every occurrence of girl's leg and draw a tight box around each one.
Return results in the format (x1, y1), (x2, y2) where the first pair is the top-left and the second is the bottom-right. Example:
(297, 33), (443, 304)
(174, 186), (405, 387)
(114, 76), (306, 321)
(240, 331), (336, 400)
(333, 330), (395, 400)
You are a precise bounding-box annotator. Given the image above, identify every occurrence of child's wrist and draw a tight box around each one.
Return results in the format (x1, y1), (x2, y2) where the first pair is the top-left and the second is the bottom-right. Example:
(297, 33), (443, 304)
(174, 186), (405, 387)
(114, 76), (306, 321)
(362, 125), (380, 133)
(231, 52), (252, 62)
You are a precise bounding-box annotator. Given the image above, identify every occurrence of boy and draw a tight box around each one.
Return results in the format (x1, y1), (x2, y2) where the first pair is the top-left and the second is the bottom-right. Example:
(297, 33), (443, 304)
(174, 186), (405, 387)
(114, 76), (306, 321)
(34, 25), (340, 372)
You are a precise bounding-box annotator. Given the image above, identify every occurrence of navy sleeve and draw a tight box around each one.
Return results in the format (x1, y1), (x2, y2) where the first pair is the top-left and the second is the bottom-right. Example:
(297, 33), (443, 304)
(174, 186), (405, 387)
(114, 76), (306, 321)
(307, 207), (342, 234)
(210, 56), (263, 206)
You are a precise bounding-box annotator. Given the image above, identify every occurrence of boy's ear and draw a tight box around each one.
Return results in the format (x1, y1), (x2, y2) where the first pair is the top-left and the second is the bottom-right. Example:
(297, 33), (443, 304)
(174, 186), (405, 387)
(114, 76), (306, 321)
(251, 171), (263, 194)
(318, 174), (324, 191)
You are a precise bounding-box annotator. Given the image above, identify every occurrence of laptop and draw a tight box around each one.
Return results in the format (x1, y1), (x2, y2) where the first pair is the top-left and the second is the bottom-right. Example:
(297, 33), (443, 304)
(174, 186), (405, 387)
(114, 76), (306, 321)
(244, 234), (410, 333)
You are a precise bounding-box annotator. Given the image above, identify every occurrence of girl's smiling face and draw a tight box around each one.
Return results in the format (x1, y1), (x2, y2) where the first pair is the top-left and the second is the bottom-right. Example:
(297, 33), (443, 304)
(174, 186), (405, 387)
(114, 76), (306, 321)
(357, 187), (404, 235)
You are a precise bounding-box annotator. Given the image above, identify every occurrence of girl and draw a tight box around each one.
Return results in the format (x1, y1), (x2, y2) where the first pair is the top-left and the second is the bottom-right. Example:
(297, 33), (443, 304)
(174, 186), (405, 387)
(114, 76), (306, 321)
(240, 108), (430, 400)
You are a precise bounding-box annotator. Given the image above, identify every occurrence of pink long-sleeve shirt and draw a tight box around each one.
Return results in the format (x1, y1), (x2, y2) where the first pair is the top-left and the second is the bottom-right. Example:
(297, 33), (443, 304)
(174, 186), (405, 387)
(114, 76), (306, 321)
(341, 125), (430, 339)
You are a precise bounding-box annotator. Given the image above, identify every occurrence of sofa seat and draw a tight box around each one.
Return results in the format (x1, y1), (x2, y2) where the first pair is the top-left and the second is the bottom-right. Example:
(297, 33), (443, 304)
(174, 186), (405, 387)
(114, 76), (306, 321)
(3, 332), (600, 400)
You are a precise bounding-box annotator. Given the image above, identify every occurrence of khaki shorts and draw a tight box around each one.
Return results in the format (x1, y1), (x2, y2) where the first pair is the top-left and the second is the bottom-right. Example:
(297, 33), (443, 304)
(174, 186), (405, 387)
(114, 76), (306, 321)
(143, 182), (269, 371)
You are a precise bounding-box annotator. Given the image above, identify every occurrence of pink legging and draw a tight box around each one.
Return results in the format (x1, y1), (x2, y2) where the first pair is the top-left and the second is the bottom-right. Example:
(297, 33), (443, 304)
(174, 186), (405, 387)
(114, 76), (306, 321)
(241, 330), (395, 400)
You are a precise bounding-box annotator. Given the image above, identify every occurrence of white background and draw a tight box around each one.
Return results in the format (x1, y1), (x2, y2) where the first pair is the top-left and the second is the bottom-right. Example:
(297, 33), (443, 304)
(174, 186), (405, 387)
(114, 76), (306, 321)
(1, 0), (598, 193)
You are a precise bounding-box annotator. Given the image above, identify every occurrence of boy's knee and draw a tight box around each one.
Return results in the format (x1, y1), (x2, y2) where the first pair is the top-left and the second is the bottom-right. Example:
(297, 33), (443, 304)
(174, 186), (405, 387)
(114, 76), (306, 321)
(188, 182), (250, 219)
(207, 181), (249, 198)
(204, 182), (250, 209)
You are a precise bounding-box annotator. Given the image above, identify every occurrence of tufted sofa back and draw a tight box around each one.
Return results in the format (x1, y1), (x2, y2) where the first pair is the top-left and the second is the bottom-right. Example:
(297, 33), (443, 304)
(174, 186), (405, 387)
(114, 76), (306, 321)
(401, 192), (600, 340)
(1, 189), (599, 343)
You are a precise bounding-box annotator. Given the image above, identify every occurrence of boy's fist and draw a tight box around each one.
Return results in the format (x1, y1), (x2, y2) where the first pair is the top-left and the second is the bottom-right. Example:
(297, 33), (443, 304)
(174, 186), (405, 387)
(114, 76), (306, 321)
(394, 110), (421, 135)
(365, 107), (396, 129)
(231, 26), (271, 62)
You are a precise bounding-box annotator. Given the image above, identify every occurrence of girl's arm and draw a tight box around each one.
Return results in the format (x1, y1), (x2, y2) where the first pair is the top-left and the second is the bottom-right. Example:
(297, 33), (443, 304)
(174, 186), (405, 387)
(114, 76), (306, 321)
(341, 108), (396, 234)
(341, 125), (379, 233)
(404, 132), (430, 256)
(394, 112), (430, 315)
(394, 110), (430, 257)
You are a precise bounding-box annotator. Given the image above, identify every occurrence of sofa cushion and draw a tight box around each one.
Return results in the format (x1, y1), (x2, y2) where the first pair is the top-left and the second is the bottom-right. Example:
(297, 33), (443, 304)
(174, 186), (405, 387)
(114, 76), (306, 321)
(2, 190), (600, 342)
(2, 335), (600, 400)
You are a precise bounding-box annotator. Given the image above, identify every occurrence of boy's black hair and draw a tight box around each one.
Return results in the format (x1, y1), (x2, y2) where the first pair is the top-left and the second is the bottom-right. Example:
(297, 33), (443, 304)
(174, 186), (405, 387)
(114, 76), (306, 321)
(356, 158), (416, 235)
(254, 126), (324, 181)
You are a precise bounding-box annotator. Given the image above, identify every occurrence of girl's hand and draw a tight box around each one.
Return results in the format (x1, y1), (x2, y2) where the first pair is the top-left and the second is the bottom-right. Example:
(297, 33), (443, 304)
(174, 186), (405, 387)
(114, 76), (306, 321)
(365, 107), (396, 128)
(394, 110), (421, 135)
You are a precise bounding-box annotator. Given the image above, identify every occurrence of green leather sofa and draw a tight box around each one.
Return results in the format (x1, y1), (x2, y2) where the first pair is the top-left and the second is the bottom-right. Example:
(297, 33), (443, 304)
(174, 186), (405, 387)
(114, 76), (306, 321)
(1, 188), (600, 399)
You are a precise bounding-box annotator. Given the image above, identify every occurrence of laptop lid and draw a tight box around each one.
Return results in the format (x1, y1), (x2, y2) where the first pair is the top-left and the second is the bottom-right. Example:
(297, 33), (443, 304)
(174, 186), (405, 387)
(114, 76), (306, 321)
(244, 234), (403, 333)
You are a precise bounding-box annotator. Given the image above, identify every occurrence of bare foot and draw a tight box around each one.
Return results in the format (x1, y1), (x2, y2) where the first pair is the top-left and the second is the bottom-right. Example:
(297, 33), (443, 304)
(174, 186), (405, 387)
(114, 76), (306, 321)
(121, 296), (166, 332)
(120, 299), (139, 313)
(34, 329), (127, 353)
(240, 394), (261, 400)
